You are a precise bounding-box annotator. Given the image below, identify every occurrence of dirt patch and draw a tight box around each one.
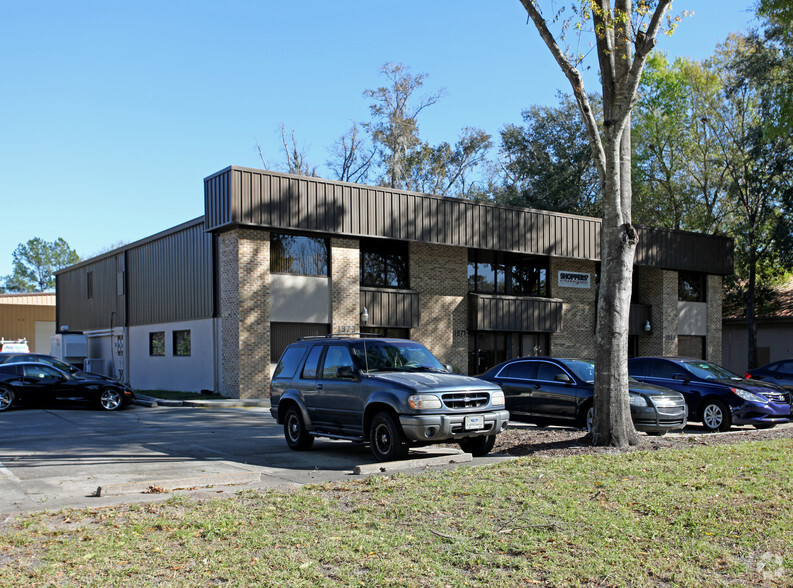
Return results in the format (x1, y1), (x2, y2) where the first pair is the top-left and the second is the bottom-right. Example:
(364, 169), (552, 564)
(493, 423), (793, 458)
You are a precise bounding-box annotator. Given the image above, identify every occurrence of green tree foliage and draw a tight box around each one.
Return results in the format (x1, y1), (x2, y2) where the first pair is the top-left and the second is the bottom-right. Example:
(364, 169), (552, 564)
(757, 0), (793, 138)
(494, 92), (602, 216)
(2, 237), (80, 292)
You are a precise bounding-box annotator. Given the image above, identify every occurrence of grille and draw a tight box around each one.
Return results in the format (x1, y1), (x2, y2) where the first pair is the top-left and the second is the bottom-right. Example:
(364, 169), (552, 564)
(442, 392), (490, 409)
(760, 390), (790, 404)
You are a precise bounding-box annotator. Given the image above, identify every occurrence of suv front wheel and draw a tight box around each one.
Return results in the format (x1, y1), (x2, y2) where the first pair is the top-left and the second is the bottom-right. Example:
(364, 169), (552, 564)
(369, 412), (409, 462)
(284, 406), (314, 450)
(458, 435), (496, 457)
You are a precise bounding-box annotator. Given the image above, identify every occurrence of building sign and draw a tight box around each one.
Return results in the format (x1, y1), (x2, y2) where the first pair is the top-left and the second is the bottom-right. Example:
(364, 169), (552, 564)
(558, 271), (591, 289)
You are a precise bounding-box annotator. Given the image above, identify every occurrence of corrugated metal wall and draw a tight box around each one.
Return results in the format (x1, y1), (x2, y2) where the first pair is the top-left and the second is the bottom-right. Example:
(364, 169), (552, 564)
(360, 288), (421, 328)
(204, 166), (733, 275)
(56, 219), (214, 330)
(469, 294), (563, 332)
(126, 221), (214, 325)
(56, 254), (125, 330)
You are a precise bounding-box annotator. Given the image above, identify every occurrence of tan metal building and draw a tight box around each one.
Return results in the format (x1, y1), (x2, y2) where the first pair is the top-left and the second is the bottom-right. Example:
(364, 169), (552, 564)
(0, 292), (56, 353)
(56, 167), (733, 397)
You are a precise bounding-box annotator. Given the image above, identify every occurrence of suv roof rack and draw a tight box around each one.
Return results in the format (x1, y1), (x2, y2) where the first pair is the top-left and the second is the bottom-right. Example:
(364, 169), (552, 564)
(298, 332), (383, 341)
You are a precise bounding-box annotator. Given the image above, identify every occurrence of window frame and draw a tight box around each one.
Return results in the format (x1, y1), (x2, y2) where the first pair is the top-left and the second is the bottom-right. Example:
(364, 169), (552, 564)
(360, 239), (409, 289)
(149, 332), (165, 357)
(270, 233), (329, 277)
(173, 330), (191, 357)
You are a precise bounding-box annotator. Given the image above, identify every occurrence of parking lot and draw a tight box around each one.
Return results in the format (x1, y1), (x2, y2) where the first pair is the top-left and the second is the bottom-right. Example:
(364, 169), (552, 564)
(0, 403), (503, 517)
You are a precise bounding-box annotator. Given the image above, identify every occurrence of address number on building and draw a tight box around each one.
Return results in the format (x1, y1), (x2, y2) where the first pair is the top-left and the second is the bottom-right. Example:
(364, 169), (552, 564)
(464, 415), (485, 430)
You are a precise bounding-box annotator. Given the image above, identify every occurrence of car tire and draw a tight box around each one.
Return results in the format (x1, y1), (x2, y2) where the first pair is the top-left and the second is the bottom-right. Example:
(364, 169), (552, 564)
(0, 386), (14, 412)
(458, 435), (496, 457)
(701, 399), (731, 432)
(369, 412), (409, 462)
(646, 431), (668, 437)
(284, 406), (314, 450)
(99, 388), (123, 411)
(583, 404), (594, 432)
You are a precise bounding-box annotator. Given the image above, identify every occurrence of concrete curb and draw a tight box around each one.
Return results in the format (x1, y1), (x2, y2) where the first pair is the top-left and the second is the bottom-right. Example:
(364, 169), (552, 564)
(353, 452), (473, 475)
(133, 395), (270, 409)
(95, 471), (262, 497)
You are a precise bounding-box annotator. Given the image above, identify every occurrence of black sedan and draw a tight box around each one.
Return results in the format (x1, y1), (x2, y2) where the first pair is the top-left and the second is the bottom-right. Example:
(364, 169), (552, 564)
(0, 352), (113, 380)
(0, 362), (135, 412)
(478, 357), (687, 435)
(745, 359), (793, 393)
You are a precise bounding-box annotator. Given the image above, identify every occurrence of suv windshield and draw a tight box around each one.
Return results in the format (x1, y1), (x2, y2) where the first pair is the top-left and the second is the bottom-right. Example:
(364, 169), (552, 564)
(683, 360), (742, 380)
(350, 340), (445, 373)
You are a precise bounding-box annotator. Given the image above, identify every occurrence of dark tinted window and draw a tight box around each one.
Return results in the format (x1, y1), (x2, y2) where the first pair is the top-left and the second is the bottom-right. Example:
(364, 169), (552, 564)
(536, 362), (567, 382)
(648, 360), (683, 379)
(628, 359), (650, 377)
(501, 361), (537, 380)
(0, 364), (20, 376)
(360, 240), (409, 288)
(678, 272), (705, 302)
(777, 361), (793, 373)
(322, 345), (355, 379)
(271, 234), (329, 276)
(23, 364), (60, 378)
(468, 250), (547, 297)
(273, 346), (308, 379)
(302, 346), (324, 379)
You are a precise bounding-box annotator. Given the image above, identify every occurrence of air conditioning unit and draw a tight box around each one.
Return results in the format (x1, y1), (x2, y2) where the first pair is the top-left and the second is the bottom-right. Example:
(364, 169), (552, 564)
(84, 359), (107, 376)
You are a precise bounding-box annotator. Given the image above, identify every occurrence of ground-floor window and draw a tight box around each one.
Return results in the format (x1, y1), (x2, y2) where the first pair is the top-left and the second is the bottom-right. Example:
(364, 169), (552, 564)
(468, 332), (548, 375)
(149, 332), (165, 356)
(173, 330), (191, 356)
(678, 335), (705, 359)
(271, 322), (330, 362)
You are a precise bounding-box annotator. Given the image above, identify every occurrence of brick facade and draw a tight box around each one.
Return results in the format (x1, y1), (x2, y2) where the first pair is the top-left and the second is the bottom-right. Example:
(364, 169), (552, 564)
(706, 274), (723, 363)
(549, 258), (598, 359)
(636, 267), (679, 357)
(218, 228), (271, 399)
(410, 243), (468, 372)
(331, 238), (360, 332)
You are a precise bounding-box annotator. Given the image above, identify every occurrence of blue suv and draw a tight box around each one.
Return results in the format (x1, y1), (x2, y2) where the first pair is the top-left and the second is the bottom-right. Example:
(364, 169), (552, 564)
(628, 357), (791, 432)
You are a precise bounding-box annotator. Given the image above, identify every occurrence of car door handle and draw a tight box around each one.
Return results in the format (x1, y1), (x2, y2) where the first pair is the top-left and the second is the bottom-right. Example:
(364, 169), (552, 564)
(316, 384), (323, 390)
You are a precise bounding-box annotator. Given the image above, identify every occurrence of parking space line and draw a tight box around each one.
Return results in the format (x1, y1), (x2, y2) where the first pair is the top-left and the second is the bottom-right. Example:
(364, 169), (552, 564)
(0, 463), (21, 482)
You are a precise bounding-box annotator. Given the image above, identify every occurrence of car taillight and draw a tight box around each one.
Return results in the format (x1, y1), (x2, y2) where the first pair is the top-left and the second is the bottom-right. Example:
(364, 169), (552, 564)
(744, 372), (752, 379)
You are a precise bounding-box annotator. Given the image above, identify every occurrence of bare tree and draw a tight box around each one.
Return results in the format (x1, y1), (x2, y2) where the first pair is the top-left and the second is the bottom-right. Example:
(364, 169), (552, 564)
(254, 125), (317, 176)
(520, 0), (678, 447)
(327, 122), (376, 183)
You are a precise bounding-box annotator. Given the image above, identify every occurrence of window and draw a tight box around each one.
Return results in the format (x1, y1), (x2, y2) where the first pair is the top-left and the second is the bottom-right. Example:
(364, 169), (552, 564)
(321, 345), (355, 379)
(173, 330), (191, 357)
(678, 272), (705, 302)
(273, 345), (308, 379)
(678, 335), (705, 359)
(149, 332), (165, 356)
(468, 332), (548, 374)
(500, 361), (537, 380)
(468, 250), (547, 297)
(536, 362), (567, 382)
(360, 240), (409, 288)
(302, 346), (323, 379)
(271, 233), (329, 276)
(87, 271), (94, 300)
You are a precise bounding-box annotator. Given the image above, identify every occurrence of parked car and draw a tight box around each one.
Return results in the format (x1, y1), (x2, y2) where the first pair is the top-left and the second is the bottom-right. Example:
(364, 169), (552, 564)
(269, 335), (510, 461)
(477, 357), (687, 435)
(628, 357), (791, 432)
(0, 352), (113, 380)
(745, 359), (793, 392)
(0, 362), (135, 412)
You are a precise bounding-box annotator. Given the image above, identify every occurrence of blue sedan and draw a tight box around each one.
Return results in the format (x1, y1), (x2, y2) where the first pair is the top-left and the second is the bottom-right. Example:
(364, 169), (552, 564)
(628, 357), (791, 432)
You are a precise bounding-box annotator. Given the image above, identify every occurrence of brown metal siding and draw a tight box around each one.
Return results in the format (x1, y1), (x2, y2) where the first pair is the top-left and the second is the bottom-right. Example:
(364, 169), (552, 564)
(56, 254), (125, 331)
(203, 167), (733, 275)
(360, 288), (421, 328)
(126, 221), (214, 326)
(469, 294), (563, 333)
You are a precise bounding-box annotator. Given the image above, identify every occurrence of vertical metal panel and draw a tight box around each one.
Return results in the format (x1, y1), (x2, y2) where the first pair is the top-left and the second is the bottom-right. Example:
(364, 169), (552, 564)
(469, 294), (563, 333)
(360, 288), (420, 328)
(56, 254), (125, 331)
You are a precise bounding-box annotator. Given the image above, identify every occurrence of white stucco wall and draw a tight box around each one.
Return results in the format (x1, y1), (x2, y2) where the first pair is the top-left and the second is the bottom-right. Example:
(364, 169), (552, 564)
(129, 318), (215, 392)
(270, 274), (331, 323)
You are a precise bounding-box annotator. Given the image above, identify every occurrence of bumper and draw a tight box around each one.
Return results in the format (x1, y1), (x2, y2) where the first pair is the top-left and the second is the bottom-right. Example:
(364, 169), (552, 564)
(630, 404), (688, 434)
(399, 410), (510, 442)
(732, 401), (791, 426)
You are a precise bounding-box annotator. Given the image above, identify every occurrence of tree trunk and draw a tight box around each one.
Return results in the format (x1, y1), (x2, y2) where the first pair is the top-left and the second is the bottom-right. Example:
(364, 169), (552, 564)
(746, 239), (758, 369)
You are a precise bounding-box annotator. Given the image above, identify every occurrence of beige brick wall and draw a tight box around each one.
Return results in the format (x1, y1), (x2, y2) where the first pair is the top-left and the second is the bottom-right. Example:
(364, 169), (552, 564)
(331, 238), (360, 332)
(218, 228), (271, 399)
(549, 258), (598, 359)
(410, 243), (468, 372)
(706, 274), (723, 363)
(637, 266), (678, 357)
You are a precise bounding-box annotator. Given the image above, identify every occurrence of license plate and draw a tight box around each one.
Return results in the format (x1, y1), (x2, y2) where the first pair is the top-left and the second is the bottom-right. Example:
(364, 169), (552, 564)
(464, 415), (485, 430)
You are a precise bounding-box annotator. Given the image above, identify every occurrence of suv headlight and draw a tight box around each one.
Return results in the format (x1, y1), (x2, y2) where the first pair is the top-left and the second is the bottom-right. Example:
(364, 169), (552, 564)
(629, 393), (648, 407)
(408, 394), (442, 409)
(731, 387), (767, 404)
(491, 390), (505, 407)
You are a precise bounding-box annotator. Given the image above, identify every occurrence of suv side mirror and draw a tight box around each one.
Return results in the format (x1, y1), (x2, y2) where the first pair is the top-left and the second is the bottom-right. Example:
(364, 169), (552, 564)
(336, 366), (357, 380)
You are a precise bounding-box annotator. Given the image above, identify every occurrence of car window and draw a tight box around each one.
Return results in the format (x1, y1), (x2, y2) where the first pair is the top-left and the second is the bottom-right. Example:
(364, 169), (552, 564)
(0, 364), (20, 376)
(776, 360), (793, 373)
(322, 345), (355, 379)
(563, 360), (595, 383)
(500, 361), (537, 380)
(301, 346), (324, 379)
(273, 346), (307, 379)
(536, 362), (567, 382)
(22, 364), (61, 379)
(350, 340), (444, 372)
(647, 361), (681, 379)
(628, 359), (648, 377)
(682, 360), (741, 380)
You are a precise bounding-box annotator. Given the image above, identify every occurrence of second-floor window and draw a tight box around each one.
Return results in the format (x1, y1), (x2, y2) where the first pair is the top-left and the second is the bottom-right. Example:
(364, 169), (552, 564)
(271, 233), (329, 276)
(361, 240), (409, 288)
(468, 250), (548, 297)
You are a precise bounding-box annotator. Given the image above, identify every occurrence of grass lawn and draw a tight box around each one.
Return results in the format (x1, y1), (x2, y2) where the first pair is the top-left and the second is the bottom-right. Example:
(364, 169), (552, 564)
(1, 439), (791, 586)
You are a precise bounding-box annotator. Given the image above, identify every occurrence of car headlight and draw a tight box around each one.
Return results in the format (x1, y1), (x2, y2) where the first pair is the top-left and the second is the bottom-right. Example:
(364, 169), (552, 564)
(490, 390), (505, 407)
(731, 387), (767, 404)
(629, 393), (648, 407)
(408, 394), (442, 409)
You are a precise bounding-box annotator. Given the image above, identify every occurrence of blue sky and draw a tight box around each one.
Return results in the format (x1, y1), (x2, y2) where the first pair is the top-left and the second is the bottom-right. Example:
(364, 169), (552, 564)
(0, 1), (758, 279)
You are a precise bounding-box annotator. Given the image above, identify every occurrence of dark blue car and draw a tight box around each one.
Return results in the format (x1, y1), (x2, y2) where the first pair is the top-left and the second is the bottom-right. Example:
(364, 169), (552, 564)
(628, 357), (791, 432)
(745, 359), (793, 393)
